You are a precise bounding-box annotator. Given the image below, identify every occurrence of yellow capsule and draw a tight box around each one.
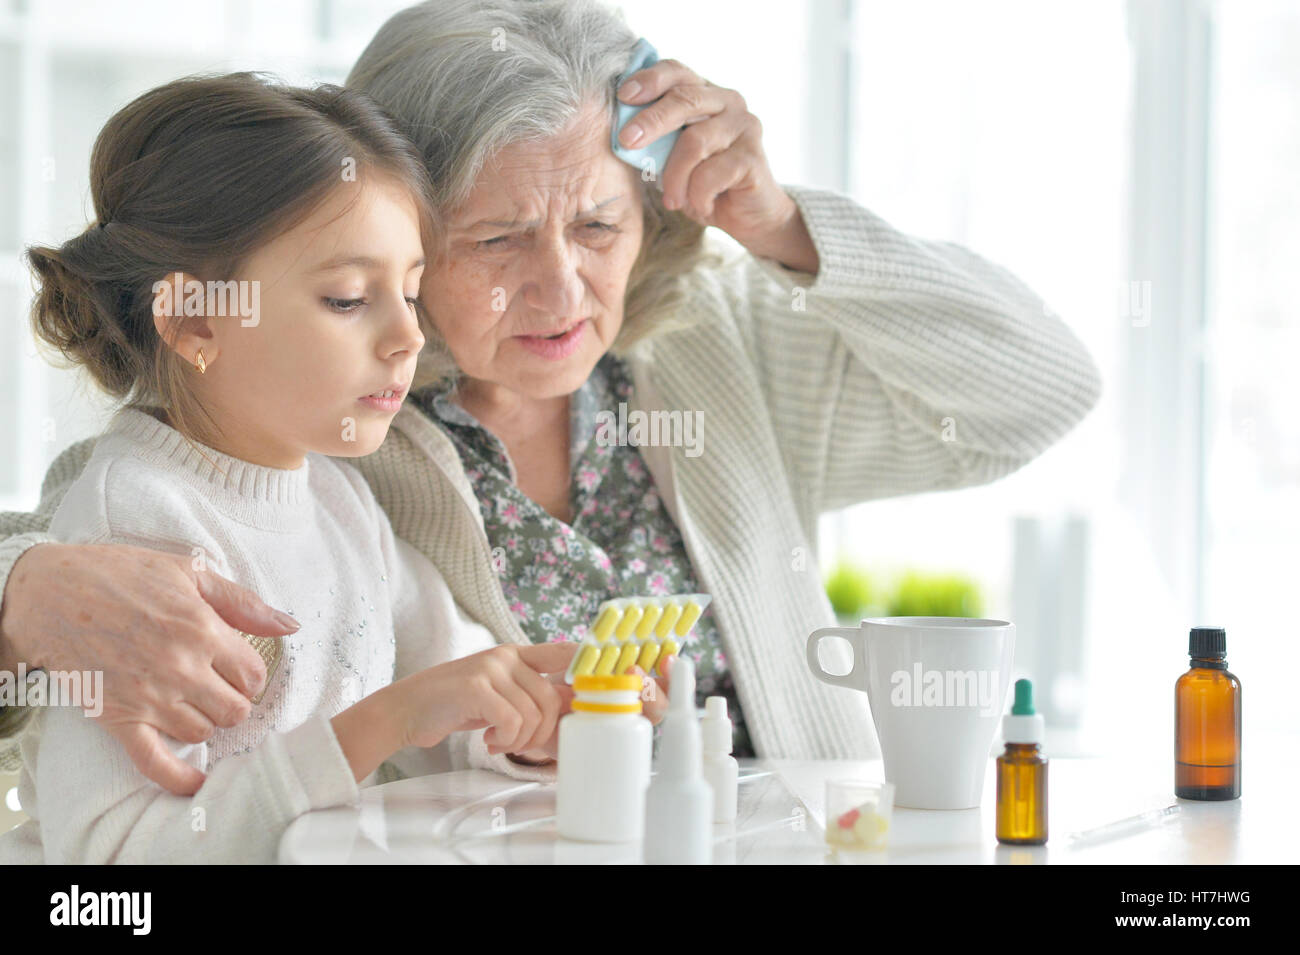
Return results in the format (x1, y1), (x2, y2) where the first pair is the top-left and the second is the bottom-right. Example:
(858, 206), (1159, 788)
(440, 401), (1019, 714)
(595, 644), (621, 675)
(656, 639), (679, 675)
(592, 605), (620, 642)
(635, 604), (663, 639)
(615, 605), (643, 640)
(637, 641), (662, 674)
(574, 644), (601, 677)
(655, 603), (682, 638)
(674, 600), (703, 637)
(614, 643), (641, 675)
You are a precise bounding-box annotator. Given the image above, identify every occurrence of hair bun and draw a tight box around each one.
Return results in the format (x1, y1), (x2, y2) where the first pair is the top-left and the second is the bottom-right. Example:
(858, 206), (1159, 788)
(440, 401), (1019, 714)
(27, 233), (140, 398)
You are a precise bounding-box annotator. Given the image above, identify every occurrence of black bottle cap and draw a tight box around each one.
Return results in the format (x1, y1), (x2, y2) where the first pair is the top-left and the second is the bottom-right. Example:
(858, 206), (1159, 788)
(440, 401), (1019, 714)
(1189, 626), (1227, 658)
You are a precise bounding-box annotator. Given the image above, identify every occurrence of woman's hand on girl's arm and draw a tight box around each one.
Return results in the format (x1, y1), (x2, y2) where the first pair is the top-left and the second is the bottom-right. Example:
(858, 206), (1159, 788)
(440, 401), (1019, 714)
(0, 541), (301, 794)
(616, 60), (819, 274)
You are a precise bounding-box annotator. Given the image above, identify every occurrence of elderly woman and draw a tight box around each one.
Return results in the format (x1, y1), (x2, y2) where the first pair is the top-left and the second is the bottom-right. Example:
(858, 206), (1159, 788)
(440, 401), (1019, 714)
(0, 0), (1099, 790)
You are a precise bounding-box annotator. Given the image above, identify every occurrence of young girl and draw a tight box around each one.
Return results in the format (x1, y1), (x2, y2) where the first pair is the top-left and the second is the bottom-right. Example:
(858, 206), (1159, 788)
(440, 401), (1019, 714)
(0, 73), (576, 864)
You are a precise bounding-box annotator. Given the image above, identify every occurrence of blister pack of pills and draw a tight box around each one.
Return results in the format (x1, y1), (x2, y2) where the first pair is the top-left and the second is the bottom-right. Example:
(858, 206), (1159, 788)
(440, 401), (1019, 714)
(564, 594), (711, 684)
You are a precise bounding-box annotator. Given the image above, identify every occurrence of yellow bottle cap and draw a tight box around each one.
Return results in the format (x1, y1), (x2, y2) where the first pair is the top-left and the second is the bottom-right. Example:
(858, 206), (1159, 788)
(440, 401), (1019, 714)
(573, 674), (643, 692)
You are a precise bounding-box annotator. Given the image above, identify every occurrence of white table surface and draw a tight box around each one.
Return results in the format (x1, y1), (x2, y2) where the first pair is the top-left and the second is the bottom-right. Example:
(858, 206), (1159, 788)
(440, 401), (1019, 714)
(280, 745), (1292, 864)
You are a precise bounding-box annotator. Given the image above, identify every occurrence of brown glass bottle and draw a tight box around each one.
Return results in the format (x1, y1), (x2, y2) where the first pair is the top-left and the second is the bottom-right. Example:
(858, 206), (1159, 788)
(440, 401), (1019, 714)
(996, 743), (1048, 844)
(1174, 627), (1240, 800)
(996, 679), (1048, 845)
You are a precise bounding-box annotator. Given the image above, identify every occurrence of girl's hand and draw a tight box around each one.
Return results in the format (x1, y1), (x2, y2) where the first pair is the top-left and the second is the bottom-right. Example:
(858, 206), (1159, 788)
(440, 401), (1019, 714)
(399, 642), (576, 756)
(0, 542), (299, 796)
(628, 654), (676, 725)
(616, 61), (819, 273)
(508, 654), (678, 765)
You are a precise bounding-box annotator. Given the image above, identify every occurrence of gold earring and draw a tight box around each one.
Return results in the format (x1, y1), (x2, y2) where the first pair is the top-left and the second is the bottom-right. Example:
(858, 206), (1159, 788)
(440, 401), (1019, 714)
(194, 350), (207, 374)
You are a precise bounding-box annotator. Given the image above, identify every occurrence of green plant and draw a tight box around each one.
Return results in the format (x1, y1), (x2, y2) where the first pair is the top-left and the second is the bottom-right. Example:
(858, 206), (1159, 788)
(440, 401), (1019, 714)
(886, 571), (983, 618)
(823, 560), (874, 618)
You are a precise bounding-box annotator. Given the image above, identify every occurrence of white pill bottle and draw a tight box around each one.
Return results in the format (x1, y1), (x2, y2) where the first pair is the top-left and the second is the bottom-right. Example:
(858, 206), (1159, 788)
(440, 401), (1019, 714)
(556, 673), (653, 842)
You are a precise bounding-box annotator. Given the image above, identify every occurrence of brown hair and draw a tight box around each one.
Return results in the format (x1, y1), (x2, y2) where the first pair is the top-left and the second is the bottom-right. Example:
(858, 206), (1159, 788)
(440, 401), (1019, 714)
(27, 71), (436, 446)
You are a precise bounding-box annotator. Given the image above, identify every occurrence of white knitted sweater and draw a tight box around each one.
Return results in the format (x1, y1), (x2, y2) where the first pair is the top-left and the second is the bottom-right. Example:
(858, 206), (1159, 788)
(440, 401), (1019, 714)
(0, 184), (1101, 766)
(0, 407), (532, 863)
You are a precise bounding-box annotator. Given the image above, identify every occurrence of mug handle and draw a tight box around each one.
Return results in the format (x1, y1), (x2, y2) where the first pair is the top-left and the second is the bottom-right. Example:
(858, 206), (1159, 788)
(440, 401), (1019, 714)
(805, 626), (865, 690)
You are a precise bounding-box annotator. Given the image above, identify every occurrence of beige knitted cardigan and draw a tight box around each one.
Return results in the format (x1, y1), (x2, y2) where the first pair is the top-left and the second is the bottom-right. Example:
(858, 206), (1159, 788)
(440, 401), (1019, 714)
(0, 185), (1101, 765)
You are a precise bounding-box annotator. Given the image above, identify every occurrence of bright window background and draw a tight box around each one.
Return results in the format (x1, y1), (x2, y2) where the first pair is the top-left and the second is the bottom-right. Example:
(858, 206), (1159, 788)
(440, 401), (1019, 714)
(1203, 1), (1300, 746)
(0, 0), (1293, 839)
(0, 0), (418, 505)
(612, 0), (812, 187)
(624, 0), (1295, 752)
(835, 0), (1132, 753)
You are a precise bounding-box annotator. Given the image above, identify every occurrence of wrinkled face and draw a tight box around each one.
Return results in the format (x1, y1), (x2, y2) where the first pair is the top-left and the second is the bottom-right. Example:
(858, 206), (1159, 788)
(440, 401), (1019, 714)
(420, 102), (645, 400)
(195, 175), (427, 466)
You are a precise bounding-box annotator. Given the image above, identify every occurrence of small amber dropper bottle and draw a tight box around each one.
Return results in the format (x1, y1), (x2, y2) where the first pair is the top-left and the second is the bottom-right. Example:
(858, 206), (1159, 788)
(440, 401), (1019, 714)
(996, 679), (1048, 845)
(1175, 627), (1241, 800)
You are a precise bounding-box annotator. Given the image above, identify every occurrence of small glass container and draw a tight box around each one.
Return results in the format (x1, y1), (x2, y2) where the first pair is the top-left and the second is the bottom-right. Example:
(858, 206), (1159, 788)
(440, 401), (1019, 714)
(825, 779), (894, 851)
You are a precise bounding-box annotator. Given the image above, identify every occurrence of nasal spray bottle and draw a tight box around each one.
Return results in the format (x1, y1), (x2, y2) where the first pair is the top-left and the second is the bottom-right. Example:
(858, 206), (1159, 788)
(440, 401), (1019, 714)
(643, 657), (712, 864)
(701, 696), (739, 823)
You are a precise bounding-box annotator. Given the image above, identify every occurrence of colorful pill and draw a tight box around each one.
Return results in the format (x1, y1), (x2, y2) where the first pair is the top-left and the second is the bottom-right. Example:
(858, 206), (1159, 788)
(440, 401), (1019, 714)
(614, 606), (643, 640)
(654, 603), (682, 638)
(592, 605), (620, 642)
(635, 604), (663, 639)
(854, 811), (888, 843)
(595, 644), (622, 675)
(614, 643), (641, 674)
(574, 644), (601, 677)
(673, 600), (703, 637)
(637, 641), (662, 674)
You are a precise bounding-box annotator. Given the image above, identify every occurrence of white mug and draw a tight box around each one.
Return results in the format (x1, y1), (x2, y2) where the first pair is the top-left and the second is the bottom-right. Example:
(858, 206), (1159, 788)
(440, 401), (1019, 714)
(806, 617), (1015, 810)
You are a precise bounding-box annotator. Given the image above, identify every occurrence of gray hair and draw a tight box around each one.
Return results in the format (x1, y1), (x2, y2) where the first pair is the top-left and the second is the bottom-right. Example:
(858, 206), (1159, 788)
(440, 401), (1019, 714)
(346, 0), (719, 386)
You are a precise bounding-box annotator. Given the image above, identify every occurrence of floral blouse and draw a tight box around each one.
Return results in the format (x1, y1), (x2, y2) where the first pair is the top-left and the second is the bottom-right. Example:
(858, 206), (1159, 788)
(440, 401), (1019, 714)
(411, 354), (753, 757)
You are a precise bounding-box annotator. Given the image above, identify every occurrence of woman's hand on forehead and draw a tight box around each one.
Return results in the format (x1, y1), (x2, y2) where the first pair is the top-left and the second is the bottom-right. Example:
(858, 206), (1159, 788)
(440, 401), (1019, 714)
(615, 57), (817, 272)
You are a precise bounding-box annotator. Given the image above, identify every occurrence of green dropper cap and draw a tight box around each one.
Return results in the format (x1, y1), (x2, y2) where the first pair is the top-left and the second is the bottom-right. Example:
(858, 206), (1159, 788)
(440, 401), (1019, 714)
(1011, 678), (1035, 716)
